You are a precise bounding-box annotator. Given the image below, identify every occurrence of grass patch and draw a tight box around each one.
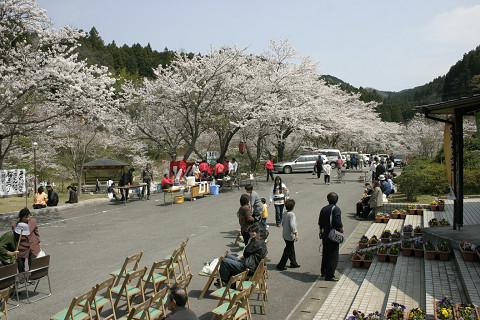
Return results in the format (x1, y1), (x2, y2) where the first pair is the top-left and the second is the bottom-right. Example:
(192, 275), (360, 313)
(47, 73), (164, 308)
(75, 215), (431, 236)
(0, 192), (107, 215)
(389, 191), (446, 204)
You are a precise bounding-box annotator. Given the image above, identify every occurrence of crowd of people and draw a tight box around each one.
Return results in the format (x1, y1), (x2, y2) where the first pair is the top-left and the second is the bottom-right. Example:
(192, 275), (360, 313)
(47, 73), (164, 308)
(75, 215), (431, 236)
(32, 184), (78, 210)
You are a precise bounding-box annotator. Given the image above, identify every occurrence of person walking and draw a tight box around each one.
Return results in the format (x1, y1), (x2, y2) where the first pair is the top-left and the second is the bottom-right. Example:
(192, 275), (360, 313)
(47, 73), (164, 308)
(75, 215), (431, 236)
(276, 198), (300, 270)
(315, 155), (323, 179)
(323, 162), (332, 185)
(269, 176), (288, 227)
(265, 157), (274, 182)
(12, 208), (41, 272)
(142, 163), (154, 200)
(237, 194), (255, 244)
(318, 192), (344, 281)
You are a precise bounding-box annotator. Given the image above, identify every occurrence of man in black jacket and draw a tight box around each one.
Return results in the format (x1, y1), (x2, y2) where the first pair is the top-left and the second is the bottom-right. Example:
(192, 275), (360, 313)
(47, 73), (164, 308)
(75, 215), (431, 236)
(118, 168), (135, 201)
(219, 224), (268, 286)
(46, 185), (58, 206)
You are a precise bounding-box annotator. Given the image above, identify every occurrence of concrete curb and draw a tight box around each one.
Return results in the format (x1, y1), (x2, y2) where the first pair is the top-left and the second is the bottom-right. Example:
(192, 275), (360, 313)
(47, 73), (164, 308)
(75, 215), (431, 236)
(0, 197), (111, 220)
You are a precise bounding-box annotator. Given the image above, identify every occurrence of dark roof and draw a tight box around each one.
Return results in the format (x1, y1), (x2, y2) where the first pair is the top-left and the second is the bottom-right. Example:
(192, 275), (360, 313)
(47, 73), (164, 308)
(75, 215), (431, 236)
(83, 158), (129, 167)
(415, 94), (480, 115)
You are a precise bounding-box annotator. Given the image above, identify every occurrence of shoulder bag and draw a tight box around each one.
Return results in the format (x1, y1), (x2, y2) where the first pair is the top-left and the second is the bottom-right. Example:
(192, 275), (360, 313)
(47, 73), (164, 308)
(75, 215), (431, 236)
(328, 205), (345, 244)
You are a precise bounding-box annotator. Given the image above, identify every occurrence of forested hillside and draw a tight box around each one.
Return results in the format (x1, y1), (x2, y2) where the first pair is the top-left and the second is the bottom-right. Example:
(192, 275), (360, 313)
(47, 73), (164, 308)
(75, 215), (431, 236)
(77, 27), (480, 123)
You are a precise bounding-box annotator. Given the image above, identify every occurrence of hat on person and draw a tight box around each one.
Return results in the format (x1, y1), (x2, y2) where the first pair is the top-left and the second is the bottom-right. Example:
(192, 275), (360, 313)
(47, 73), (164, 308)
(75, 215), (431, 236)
(366, 185), (373, 190)
(379, 175), (385, 181)
(14, 222), (30, 236)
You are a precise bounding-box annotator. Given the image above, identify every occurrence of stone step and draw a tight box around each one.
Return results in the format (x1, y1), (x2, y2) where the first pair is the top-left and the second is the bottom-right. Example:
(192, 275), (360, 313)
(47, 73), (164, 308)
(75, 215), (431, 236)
(453, 249), (480, 307)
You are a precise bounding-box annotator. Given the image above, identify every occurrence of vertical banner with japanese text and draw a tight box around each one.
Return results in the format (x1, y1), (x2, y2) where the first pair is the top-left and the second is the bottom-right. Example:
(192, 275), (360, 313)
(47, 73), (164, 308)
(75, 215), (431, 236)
(0, 169), (26, 196)
(444, 118), (454, 189)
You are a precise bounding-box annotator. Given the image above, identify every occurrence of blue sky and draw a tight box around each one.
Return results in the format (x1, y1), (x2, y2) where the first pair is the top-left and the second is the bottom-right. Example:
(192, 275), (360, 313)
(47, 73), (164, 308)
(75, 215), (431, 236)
(37, 0), (480, 92)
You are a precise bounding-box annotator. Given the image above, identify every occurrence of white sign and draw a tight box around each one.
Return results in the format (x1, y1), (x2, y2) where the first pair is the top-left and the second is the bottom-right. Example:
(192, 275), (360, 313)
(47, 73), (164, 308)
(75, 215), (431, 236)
(207, 151), (219, 165)
(0, 169), (26, 196)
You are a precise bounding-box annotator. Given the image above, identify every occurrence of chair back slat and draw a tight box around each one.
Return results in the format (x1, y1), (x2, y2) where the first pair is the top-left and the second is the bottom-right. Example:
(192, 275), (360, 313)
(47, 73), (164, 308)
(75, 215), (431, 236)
(28, 255), (50, 280)
(125, 297), (152, 320)
(0, 263), (17, 289)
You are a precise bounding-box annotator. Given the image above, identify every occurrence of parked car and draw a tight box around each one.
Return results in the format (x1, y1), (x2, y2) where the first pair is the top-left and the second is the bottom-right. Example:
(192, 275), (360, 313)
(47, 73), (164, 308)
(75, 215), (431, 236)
(394, 154), (406, 167)
(274, 154), (327, 174)
(359, 153), (370, 164)
(314, 149), (342, 168)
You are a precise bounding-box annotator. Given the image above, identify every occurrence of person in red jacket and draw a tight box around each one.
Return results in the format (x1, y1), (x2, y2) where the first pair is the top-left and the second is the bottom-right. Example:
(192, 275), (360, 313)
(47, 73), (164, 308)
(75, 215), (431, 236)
(199, 160), (209, 179)
(161, 174), (174, 189)
(265, 157), (274, 182)
(214, 159), (224, 180)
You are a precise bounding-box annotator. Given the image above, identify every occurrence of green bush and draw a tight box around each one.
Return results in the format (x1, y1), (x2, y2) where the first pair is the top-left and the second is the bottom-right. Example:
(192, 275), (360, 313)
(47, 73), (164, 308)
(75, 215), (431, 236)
(421, 163), (448, 195)
(395, 169), (431, 201)
(464, 169), (480, 194)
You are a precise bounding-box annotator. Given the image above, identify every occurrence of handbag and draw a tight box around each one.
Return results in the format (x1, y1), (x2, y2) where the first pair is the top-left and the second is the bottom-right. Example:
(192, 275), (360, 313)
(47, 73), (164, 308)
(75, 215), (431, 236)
(327, 205), (345, 244)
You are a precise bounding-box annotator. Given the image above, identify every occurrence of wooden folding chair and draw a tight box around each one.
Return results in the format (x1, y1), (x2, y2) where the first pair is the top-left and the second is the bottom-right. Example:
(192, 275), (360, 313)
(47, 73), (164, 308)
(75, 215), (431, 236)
(241, 260), (267, 315)
(210, 270), (248, 307)
(218, 304), (239, 320)
(134, 286), (169, 320)
(211, 286), (253, 320)
(142, 260), (168, 297)
(176, 238), (191, 277)
(0, 287), (12, 320)
(0, 263), (18, 310)
(233, 230), (244, 248)
(78, 277), (117, 320)
(172, 273), (193, 308)
(117, 297), (152, 320)
(50, 288), (94, 320)
(16, 255), (52, 303)
(198, 251), (228, 299)
(159, 249), (182, 284)
(112, 267), (147, 312)
(111, 252), (143, 286)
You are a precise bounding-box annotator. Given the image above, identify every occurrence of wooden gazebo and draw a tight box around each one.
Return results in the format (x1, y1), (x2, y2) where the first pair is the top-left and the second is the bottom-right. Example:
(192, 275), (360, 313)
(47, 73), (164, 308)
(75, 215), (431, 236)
(415, 94), (480, 230)
(83, 158), (130, 184)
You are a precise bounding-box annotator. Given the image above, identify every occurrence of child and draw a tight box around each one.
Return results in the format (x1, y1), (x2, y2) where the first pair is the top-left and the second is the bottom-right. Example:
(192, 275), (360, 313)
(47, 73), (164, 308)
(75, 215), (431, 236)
(276, 198), (300, 270)
(260, 197), (268, 228)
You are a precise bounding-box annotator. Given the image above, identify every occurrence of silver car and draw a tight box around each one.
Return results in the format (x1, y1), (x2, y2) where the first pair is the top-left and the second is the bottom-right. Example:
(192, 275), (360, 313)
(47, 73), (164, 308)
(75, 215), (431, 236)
(273, 154), (327, 174)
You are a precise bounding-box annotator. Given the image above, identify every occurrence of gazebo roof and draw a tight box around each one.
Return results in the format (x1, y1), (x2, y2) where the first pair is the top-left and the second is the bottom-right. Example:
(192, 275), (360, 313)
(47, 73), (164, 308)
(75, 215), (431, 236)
(83, 158), (129, 168)
(415, 94), (480, 116)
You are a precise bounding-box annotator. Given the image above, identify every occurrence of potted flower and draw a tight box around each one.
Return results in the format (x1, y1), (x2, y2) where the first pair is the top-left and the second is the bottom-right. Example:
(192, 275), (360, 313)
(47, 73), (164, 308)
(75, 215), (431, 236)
(368, 235), (379, 246)
(408, 203), (417, 215)
(363, 250), (374, 268)
(430, 200), (438, 211)
(439, 218), (451, 227)
(347, 310), (382, 320)
(375, 212), (383, 223)
(455, 303), (480, 320)
(359, 235), (369, 249)
(438, 199), (445, 211)
(377, 243), (388, 262)
(437, 242), (450, 261)
(392, 208), (400, 219)
(459, 241), (476, 261)
(385, 302), (406, 320)
(388, 245), (399, 263)
(383, 212), (391, 223)
(399, 208), (407, 219)
(435, 296), (455, 320)
(391, 229), (401, 242)
(401, 239), (413, 257)
(381, 229), (391, 243)
(403, 224), (413, 238)
(413, 225), (423, 237)
(406, 307), (426, 320)
(424, 240), (436, 260)
(416, 204), (424, 215)
(351, 251), (363, 268)
(429, 218), (440, 227)
(413, 239), (424, 257)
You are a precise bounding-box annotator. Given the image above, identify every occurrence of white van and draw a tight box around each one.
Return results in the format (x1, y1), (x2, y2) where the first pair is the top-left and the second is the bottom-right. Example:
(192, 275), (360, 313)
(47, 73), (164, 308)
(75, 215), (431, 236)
(314, 149), (342, 168)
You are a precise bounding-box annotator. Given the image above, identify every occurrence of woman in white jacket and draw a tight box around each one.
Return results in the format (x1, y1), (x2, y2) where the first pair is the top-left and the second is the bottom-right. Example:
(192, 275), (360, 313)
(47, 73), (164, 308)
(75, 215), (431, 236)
(269, 176), (289, 227)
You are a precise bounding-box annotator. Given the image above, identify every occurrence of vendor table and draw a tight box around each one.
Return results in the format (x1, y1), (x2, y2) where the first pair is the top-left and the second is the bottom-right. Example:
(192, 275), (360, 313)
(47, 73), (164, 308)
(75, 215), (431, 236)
(117, 183), (147, 205)
(162, 186), (188, 206)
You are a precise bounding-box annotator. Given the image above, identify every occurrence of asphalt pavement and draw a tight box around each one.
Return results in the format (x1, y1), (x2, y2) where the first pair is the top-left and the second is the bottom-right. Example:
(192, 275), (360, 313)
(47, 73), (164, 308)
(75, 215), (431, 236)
(0, 171), (373, 319)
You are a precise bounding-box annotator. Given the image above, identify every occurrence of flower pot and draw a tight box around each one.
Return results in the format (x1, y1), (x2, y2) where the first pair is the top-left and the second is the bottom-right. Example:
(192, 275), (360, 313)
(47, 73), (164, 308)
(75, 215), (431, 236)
(363, 258), (372, 269)
(438, 205), (445, 211)
(399, 213), (407, 219)
(437, 250), (450, 261)
(375, 217), (383, 223)
(424, 247), (436, 260)
(381, 237), (390, 244)
(351, 258), (362, 268)
(455, 303), (480, 320)
(434, 301), (455, 320)
(409, 209), (416, 215)
(402, 247), (413, 257)
(459, 244), (475, 262)
(416, 209), (424, 215)
(383, 218), (390, 224)
(387, 250), (399, 263)
(377, 251), (388, 262)
(430, 205), (438, 211)
(368, 242), (378, 247)
(403, 232), (412, 239)
(384, 308), (404, 320)
(391, 236), (401, 243)
(413, 248), (424, 257)
(414, 232), (422, 237)
(392, 212), (399, 219)
(358, 242), (368, 249)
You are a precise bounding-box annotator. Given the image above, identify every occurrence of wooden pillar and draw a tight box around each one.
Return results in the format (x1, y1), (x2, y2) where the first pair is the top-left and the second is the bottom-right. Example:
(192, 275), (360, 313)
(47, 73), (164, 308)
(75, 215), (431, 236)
(453, 110), (464, 229)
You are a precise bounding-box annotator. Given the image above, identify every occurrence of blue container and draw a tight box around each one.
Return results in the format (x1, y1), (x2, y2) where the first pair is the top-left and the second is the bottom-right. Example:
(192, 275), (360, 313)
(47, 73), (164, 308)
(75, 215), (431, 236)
(210, 185), (220, 195)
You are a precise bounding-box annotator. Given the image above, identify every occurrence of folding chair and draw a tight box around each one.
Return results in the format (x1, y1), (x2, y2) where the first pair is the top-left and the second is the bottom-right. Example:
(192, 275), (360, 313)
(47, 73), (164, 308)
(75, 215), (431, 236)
(159, 249), (182, 284)
(218, 304), (239, 320)
(78, 276), (117, 320)
(176, 238), (191, 277)
(210, 270), (248, 306)
(198, 251), (228, 299)
(117, 297), (152, 320)
(133, 286), (169, 320)
(172, 273), (193, 308)
(0, 287), (12, 320)
(0, 263), (18, 310)
(112, 267), (147, 312)
(16, 255), (51, 303)
(211, 286), (253, 320)
(111, 252), (143, 286)
(241, 260), (267, 315)
(233, 230), (244, 247)
(142, 260), (168, 297)
(50, 288), (94, 320)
